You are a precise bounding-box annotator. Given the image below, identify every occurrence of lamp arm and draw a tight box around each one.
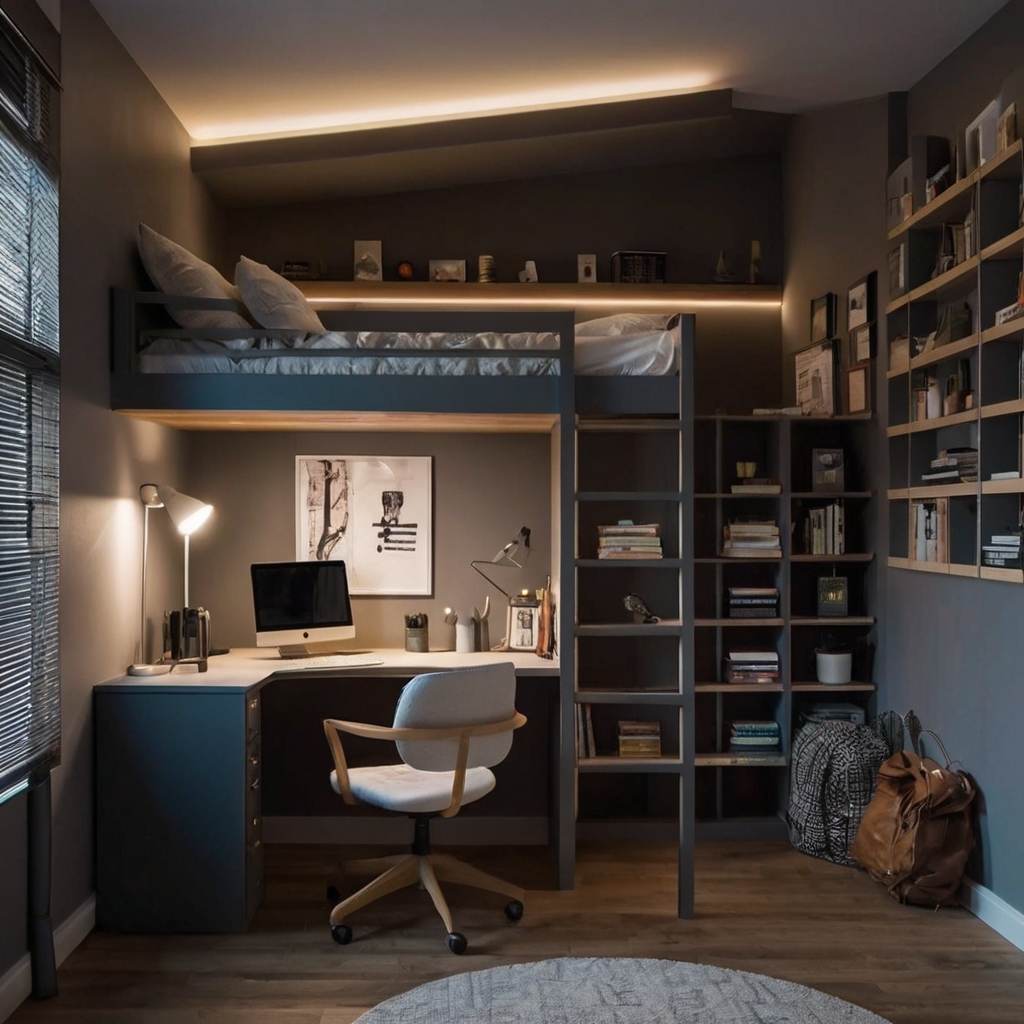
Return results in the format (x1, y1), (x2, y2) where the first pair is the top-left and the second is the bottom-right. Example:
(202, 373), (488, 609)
(471, 559), (512, 600)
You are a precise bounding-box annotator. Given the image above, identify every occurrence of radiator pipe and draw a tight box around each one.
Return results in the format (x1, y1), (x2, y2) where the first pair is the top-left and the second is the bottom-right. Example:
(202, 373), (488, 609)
(28, 771), (57, 998)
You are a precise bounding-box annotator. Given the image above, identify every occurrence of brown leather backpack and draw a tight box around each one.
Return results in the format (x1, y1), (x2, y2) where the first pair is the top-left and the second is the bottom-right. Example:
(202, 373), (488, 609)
(851, 739), (975, 907)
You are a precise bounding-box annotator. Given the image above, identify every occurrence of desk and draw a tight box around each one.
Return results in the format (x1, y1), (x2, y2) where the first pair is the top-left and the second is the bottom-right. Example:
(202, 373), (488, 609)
(95, 649), (560, 934)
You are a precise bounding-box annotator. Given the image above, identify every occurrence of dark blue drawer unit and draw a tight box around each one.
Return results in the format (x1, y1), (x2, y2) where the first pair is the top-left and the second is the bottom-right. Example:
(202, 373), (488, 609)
(95, 685), (263, 932)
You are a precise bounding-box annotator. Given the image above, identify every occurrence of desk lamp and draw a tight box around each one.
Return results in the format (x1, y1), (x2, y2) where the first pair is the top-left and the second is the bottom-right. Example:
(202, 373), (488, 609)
(471, 526), (531, 600)
(128, 483), (214, 676)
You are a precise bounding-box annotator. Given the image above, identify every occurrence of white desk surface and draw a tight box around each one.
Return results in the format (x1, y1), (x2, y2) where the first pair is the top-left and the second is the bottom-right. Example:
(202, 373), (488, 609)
(96, 647), (560, 693)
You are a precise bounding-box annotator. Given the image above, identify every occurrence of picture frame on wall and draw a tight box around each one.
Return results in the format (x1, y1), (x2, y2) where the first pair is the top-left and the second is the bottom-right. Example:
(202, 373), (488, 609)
(795, 338), (840, 416)
(851, 323), (875, 363)
(295, 455), (432, 595)
(810, 293), (837, 343)
(847, 272), (876, 331)
(844, 361), (872, 415)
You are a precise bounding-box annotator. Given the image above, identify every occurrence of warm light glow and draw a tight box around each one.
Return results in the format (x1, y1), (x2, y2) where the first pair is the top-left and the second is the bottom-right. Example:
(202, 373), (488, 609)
(306, 292), (781, 312)
(177, 504), (213, 536)
(190, 72), (715, 144)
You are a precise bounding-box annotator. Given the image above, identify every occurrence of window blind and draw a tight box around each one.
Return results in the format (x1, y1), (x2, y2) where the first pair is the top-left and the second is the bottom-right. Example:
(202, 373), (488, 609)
(0, 9), (59, 803)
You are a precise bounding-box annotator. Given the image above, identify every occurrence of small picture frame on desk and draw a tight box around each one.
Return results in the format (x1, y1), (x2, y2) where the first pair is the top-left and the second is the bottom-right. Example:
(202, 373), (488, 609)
(507, 597), (540, 651)
(844, 361), (872, 416)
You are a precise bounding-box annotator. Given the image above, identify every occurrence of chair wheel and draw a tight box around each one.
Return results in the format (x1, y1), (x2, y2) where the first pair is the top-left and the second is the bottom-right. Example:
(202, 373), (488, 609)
(504, 899), (524, 922)
(446, 931), (468, 955)
(330, 923), (353, 946)
(326, 885), (341, 904)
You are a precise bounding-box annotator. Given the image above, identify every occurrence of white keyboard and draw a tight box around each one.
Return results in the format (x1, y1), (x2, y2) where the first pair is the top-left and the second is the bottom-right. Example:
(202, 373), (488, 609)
(274, 653), (385, 673)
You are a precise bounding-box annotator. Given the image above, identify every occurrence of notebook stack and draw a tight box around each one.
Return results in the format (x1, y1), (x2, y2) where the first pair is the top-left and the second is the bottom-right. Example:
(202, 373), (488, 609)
(982, 529), (1022, 569)
(730, 720), (781, 753)
(922, 447), (978, 484)
(597, 521), (663, 560)
(617, 720), (661, 758)
(726, 587), (779, 618)
(722, 518), (781, 558)
(724, 649), (779, 684)
(730, 477), (781, 495)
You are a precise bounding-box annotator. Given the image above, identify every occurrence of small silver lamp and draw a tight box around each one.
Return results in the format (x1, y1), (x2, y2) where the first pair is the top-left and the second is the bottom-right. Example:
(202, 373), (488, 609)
(471, 526), (531, 600)
(128, 483), (214, 676)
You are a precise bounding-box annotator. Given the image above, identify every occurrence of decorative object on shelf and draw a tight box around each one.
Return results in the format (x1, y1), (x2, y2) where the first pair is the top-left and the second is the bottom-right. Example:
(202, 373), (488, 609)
(809, 292), (837, 343)
(577, 254), (597, 283)
(429, 259), (466, 283)
(909, 135), (952, 208)
(723, 649), (779, 683)
(713, 250), (734, 283)
(802, 499), (845, 555)
(623, 593), (659, 624)
(617, 720), (661, 758)
(508, 594), (540, 651)
(912, 497), (948, 563)
(535, 579), (553, 659)
(795, 338), (840, 416)
(888, 334), (910, 373)
(998, 103), (1018, 152)
(128, 483), (214, 676)
(886, 158), (914, 232)
(982, 528), (1022, 569)
(924, 163), (952, 204)
(731, 472), (781, 494)
(847, 274), (874, 331)
(477, 255), (496, 283)
(815, 642), (853, 685)
(473, 597), (492, 653)
(887, 242), (906, 298)
(354, 240), (383, 281)
(455, 621), (476, 653)
(517, 260), (539, 283)
(611, 250), (666, 284)
(844, 361), (871, 415)
(726, 587), (778, 618)
(748, 240), (761, 284)
(735, 461), (756, 479)
(597, 520), (662, 559)
(295, 456), (432, 595)
(280, 260), (312, 281)
(817, 574), (849, 617)
(404, 613), (429, 652)
(811, 448), (845, 493)
(965, 99), (1000, 171)
(396, 260), (415, 280)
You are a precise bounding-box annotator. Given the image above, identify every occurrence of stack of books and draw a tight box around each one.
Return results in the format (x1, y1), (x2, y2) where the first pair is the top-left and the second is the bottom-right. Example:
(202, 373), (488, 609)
(982, 529), (1022, 569)
(724, 650), (779, 684)
(575, 704), (596, 759)
(726, 587), (779, 618)
(729, 721), (781, 753)
(922, 447), (978, 484)
(722, 518), (780, 558)
(597, 521), (662, 560)
(730, 477), (781, 495)
(803, 500), (845, 555)
(801, 702), (866, 726)
(913, 498), (948, 563)
(617, 720), (661, 758)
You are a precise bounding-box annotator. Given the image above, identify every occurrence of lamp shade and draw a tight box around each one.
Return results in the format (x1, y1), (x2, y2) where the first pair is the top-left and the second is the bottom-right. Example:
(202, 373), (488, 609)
(158, 486), (213, 535)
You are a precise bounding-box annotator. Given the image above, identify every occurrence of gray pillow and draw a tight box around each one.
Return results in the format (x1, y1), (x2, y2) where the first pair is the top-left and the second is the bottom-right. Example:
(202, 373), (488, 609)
(137, 223), (250, 331)
(235, 256), (325, 333)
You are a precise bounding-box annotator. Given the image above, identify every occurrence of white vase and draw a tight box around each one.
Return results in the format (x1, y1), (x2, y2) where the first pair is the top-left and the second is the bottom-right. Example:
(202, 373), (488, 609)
(815, 650), (852, 685)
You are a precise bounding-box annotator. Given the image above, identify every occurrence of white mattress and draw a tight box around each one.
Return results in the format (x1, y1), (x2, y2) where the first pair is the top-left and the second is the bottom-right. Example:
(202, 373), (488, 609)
(137, 319), (680, 377)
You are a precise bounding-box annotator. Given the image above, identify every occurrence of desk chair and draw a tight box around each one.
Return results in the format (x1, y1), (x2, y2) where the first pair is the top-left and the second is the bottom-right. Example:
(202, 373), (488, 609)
(323, 662), (527, 954)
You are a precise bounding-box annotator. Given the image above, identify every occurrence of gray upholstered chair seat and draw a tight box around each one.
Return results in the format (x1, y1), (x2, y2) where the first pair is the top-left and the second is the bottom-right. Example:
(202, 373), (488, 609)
(331, 764), (496, 813)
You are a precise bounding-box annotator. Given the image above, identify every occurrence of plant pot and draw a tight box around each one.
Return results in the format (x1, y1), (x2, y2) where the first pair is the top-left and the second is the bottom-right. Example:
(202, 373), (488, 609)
(815, 649), (852, 685)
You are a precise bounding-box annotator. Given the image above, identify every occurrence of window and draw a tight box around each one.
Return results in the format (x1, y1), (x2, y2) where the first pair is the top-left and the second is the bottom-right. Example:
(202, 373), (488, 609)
(0, 10), (59, 805)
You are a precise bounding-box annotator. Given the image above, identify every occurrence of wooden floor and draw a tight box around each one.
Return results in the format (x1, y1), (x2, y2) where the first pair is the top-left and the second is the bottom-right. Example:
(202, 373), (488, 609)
(11, 841), (1024, 1023)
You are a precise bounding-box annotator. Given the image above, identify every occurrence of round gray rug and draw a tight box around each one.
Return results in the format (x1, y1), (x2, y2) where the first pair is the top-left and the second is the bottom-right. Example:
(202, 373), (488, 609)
(354, 957), (892, 1023)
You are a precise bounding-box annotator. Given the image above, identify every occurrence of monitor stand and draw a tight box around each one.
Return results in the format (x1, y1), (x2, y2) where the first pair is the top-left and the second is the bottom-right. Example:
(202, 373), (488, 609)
(277, 640), (367, 659)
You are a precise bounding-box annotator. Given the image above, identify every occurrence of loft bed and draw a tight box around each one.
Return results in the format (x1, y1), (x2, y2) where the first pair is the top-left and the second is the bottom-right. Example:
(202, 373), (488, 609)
(109, 289), (687, 425)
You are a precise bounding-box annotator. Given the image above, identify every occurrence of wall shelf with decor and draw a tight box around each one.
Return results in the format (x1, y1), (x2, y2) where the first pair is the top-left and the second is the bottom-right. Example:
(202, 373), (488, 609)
(886, 136), (1024, 580)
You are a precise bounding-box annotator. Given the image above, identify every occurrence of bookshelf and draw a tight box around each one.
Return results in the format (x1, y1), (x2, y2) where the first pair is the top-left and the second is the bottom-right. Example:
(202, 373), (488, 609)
(886, 138), (1024, 580)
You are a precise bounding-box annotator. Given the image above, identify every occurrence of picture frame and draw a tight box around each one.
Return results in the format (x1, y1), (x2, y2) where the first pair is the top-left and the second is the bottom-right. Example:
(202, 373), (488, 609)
(295, 455), (432, 595)
(844, 361), (872, 416)
(847, 272), (875, 331)
(851, 323), (875, 363)
(353, 241), (383, 282)
(795, 338), (840, 416)
(810, 293), (837, 343)
(507, 598), (540, 651)
(428, 259), (466, 283)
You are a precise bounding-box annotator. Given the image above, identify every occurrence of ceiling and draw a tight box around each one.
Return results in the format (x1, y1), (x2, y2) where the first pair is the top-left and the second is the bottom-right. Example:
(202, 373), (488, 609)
(83, 0), (1008, 205)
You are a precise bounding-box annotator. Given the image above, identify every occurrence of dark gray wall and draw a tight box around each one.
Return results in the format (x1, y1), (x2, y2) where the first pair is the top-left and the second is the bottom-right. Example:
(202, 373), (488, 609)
(184, 431), (553, 651)
(784, 0), (1024, 916)
(0, 0), (224, 983)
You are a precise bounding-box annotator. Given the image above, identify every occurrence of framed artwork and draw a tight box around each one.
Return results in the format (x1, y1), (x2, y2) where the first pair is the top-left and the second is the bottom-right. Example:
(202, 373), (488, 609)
(851, 323), (875, 363)
(428, 259), (466, 282)
(795, 339), (840, 416)
(507, 599), (540, 651)
(844, 361), (872, 415)
(847, 272), (876, 331)
(296, 455), (432, 595)
(810, 293), (837, 343)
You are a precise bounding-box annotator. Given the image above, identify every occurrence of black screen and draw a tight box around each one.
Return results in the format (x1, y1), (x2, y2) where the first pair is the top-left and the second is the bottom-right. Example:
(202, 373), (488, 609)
(250, 561), (353, 632)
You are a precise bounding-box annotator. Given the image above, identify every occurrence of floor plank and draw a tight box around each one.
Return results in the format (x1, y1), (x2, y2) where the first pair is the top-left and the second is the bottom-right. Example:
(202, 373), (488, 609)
(9, 841), (1024, 1024)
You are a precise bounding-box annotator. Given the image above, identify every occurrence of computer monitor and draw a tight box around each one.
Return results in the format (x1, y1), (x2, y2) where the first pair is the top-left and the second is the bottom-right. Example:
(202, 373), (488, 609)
(251, 560), (354, 654)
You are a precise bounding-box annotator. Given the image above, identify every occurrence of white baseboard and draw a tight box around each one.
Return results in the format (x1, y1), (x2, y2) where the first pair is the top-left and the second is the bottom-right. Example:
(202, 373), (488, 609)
(961, 878), (1024, 952)
(264, 815), (549, 846)
(0, 894), (95, 1024)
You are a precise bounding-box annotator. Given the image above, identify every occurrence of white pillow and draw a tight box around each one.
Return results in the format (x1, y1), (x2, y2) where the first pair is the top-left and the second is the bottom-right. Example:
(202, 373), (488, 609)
(235, 256), (325, 333)
(575, 313), (671, 336)
(137, 224), (250, 331)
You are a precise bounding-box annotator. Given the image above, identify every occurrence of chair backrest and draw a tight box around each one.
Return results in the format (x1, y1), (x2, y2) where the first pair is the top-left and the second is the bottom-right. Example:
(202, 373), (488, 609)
(393, 662), (517, 771)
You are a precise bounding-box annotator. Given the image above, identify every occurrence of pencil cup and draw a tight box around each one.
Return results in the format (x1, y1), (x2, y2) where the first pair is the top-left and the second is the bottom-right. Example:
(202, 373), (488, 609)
(405, 626), (428, 653)
(455, 623), (476, 653)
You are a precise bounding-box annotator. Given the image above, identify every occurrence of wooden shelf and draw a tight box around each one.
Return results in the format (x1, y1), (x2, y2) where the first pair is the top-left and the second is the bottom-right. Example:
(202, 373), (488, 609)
(949, 562), (980, 578)
(981, 478), (1024, 493)
(888, 556), (911, 569)
(891, 407), (979, 435)
(981, 318), (1024, 344)
(909, 334), (979, 371)
(575, 621), (682, 637)
(789, 553), (874, 563)
(577, 418), (682, 432)
(695, 618), (784, 627)
(576, 490), (681, 501)
(980, 566), (1024, 583)
(695, 753), (787, 767)
(885, 255), (979, 315)
(886, 171), (978, 240)
(887, 421), (911, 436)
(791, 682), (876, 692)
(695, 683), (784, 693)
(907, 482), (977, 498)
(790, 616), (875, 626)
(897, 560), (979, 577)
(696, 492), (782, 499)
(980, 398), (1024, 419)
(888, 489), (910, 501)
(790, 491), (874, 499)
(575, 689), (682, 705)
(979, 139), (1023, 180)
(578, 756), (682, 774)
(576, 558), (683, 568)
(981, 224), (1024, 262)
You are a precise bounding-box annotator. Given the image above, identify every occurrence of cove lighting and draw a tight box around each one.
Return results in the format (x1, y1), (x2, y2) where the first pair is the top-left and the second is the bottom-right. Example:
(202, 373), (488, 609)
(190, 72), (715, 144)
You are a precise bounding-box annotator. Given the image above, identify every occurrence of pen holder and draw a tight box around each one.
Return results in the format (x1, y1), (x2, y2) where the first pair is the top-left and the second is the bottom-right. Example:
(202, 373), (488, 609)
(405, 626), (429, 653)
